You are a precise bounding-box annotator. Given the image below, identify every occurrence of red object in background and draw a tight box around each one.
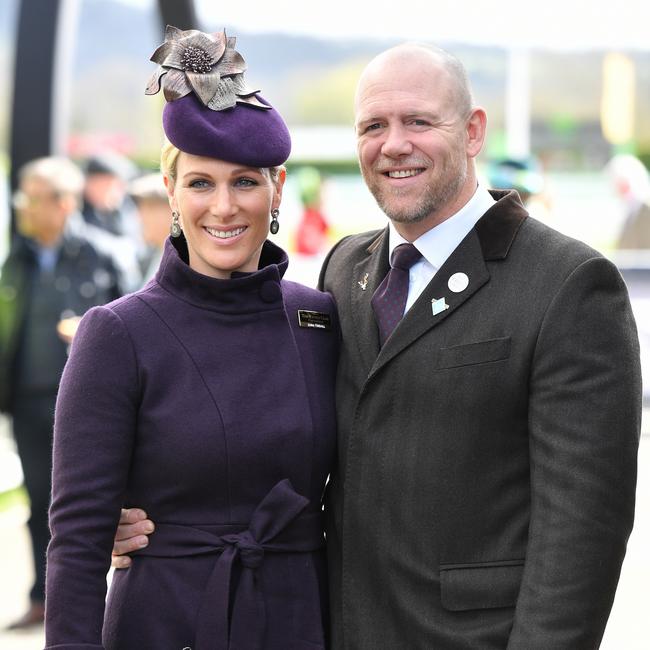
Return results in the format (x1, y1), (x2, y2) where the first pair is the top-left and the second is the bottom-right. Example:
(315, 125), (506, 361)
(295, 207), (329, 256)
(66, 133), (135, 158)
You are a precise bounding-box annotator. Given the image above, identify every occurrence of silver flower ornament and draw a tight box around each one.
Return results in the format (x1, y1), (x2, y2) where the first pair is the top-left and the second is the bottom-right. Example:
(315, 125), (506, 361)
(145, 25), (269, 111)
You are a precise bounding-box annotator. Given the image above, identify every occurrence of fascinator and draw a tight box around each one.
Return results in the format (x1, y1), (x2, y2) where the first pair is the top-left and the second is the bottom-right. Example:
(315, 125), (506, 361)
(146, 26), (291, 167)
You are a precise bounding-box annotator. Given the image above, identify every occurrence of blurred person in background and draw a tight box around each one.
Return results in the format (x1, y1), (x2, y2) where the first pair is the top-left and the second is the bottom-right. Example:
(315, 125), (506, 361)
(127, 172), (171, 283)
(0, 156), (123, 629)
(606, 153), (650, 249)
(295, 166), (330, 256)
(68, 152), (145, 292)
(81, 151), (139, 237)
(486, 156), (553, 220)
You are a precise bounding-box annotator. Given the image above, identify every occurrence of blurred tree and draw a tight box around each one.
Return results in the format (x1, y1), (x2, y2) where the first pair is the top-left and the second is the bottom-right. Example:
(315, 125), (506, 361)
(290, 60), (366, 125)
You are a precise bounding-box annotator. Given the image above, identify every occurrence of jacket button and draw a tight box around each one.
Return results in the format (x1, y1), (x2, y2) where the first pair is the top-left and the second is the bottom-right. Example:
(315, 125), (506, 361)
(259, 280), (281, 303)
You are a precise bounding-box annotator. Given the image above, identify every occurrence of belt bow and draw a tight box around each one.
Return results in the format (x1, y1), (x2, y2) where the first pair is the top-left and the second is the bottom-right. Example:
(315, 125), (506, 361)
(134, 479), (323, 650)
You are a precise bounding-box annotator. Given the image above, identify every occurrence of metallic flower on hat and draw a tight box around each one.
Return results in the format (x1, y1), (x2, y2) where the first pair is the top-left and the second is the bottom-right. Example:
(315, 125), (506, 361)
(145, 25), (270, 112)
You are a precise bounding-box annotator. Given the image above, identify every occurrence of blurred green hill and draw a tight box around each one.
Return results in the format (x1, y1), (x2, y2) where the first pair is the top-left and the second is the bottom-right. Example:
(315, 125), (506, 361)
(0, 0), (648, 168)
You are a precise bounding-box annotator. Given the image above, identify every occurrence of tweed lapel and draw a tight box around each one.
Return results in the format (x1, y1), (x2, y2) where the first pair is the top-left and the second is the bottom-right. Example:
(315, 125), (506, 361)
(349, 228), (389, 374)
(368, 190), (527, 380)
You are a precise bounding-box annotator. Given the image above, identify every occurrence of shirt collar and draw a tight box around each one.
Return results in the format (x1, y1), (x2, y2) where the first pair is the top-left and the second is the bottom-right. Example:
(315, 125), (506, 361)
(388, 184), (496, 269)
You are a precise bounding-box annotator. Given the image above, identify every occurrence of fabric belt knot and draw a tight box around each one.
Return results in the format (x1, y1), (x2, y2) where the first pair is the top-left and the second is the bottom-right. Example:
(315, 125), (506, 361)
(222, 530), (264, 569)
(371, 243), (422, 345)
(133, 478), (324, 650)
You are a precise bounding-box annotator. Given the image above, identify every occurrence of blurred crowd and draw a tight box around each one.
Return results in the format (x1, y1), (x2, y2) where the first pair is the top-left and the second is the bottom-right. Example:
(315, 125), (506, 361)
(0, 150), (170, 629)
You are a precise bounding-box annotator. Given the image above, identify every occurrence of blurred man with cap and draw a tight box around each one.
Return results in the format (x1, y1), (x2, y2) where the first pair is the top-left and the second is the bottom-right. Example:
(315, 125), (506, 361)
(81, 151), (138, 237)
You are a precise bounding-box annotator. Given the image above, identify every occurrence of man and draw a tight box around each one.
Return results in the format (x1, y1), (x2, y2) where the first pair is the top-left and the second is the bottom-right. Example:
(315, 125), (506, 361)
(67, 152), (144, 292)
(0, 156), (123, 628)
(127, 172), (172, 283)
(113, 44), (641, 648)
(606, 153), (650, 249)
(81, 152), (139, 237)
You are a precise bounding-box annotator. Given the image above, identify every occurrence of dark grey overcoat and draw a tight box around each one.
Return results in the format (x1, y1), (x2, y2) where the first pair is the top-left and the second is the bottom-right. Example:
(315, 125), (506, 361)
(319, 190), (641, 649)
(46, 238), (338, 650)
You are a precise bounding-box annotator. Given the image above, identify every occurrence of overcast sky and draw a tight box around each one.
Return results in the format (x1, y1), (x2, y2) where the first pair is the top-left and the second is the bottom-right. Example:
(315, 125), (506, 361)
(121, 0), (650, 51)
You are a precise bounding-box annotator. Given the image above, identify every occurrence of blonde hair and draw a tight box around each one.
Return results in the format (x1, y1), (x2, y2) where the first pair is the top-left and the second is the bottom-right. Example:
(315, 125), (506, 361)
(160, 138), (284, 184)
(160, 138), (182, 181)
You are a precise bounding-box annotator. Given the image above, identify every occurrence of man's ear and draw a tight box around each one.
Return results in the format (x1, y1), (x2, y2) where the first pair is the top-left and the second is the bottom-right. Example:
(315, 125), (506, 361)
(466, 107), (487, 159)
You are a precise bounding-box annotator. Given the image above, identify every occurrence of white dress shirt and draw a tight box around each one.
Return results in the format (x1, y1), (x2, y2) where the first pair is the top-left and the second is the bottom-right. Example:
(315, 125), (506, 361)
(387, 185), (496, 313)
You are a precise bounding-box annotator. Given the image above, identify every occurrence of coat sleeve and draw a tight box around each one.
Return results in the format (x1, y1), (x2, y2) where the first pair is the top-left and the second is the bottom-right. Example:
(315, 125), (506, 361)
(508, 256), (641, 649)
(45, 305), (139, 650)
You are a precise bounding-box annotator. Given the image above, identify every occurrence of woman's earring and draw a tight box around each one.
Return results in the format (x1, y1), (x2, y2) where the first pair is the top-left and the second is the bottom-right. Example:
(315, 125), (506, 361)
(270, 208), (280, 235)
(170, 211), (182, 238)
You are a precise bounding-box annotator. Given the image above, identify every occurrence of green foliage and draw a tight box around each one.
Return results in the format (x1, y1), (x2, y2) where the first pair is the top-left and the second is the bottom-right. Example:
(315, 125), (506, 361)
(286, 160), (359, 175)
(0, 485), (28, 514)
(638, 151), (650, 169)
(290, 60), (367, 125)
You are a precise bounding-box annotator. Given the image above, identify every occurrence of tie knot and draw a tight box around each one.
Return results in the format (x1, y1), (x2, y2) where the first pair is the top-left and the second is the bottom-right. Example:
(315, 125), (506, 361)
(391, 243), (421, 271)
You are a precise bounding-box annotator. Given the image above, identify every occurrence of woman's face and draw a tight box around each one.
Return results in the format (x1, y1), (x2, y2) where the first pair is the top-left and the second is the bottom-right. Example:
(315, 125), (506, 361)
(166, 153), (284, 279)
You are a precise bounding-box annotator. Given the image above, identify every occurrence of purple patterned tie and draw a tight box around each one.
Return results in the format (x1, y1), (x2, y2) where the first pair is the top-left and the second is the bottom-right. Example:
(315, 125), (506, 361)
(371, 243), (422, 345)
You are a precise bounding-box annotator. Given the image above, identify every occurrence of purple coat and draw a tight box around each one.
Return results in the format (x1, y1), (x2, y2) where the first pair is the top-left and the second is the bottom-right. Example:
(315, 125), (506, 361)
(45, 238), (338, 650)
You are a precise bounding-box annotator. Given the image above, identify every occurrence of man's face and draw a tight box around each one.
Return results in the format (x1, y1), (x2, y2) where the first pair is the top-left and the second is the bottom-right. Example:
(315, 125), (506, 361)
(355, 52), (471, 238)
(84, 173), (125, 211)
(15, 177), (70, 245)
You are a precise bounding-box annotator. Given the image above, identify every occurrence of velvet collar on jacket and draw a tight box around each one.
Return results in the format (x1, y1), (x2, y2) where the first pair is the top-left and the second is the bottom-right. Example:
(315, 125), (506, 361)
(154, 236), (289, 314)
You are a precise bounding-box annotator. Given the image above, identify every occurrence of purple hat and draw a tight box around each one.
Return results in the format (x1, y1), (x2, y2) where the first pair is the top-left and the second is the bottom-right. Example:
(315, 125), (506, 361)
(145, 26), (291, 167)
(162, 94), (291, 167)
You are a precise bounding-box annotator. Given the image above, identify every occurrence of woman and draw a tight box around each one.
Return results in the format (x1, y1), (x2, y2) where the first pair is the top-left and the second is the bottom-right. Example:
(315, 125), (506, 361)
(45, 27), (338, 650)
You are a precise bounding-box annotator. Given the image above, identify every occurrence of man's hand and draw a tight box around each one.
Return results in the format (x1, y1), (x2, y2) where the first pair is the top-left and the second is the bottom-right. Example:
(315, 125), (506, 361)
(111, 508), (155, 569)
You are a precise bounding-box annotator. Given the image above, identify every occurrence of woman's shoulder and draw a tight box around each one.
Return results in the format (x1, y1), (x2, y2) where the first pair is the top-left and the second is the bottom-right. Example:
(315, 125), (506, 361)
(281, 279), (337, 313)
(75, 285), (158, 344)
(93, 280), (164, 318)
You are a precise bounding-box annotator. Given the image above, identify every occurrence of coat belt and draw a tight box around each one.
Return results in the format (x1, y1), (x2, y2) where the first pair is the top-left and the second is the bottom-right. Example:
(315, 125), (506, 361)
(132, 479), (324, 650)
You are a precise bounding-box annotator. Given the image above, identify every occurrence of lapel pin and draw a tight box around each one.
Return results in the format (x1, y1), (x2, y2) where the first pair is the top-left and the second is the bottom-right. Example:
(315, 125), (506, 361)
(358, 273), (369, 291)
(431, 297), (450, 316)
(448, 272), (469, 293)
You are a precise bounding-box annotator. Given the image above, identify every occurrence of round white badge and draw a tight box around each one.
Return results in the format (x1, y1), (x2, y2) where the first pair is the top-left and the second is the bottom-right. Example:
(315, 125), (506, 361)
(448, 272), (469, 293)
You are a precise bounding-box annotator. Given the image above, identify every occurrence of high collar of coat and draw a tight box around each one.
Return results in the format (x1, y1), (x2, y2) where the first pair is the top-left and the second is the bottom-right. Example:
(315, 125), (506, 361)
(366, 189), (528, 262)
(154, 236), (290, 313)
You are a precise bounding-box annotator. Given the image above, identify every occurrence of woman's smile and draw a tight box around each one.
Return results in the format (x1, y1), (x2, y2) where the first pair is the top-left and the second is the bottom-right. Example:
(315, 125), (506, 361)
(204, 225), (248, 240)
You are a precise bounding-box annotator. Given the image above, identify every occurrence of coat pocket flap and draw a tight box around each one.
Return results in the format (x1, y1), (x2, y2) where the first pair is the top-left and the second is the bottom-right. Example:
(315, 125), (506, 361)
(438, 337), (511, 369)
(440, 560), (523, 611)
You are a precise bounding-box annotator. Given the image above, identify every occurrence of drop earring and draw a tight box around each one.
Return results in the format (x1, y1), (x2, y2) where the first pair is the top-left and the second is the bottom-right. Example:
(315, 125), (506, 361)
(170, 211), (182, 238)
(270, 208), (280, 234)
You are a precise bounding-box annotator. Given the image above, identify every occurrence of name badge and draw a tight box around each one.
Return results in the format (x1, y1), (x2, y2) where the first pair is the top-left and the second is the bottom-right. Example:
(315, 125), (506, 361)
(297, 310), (331, 330)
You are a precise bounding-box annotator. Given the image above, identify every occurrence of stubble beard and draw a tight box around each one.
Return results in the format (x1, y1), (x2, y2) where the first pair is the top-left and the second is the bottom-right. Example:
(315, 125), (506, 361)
(362, 153), (468, 225)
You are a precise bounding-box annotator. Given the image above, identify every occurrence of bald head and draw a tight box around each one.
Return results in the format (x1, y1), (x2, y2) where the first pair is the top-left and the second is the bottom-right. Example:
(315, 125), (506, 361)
(355, 43), (474, 125)
(353, 42), (487, 239)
